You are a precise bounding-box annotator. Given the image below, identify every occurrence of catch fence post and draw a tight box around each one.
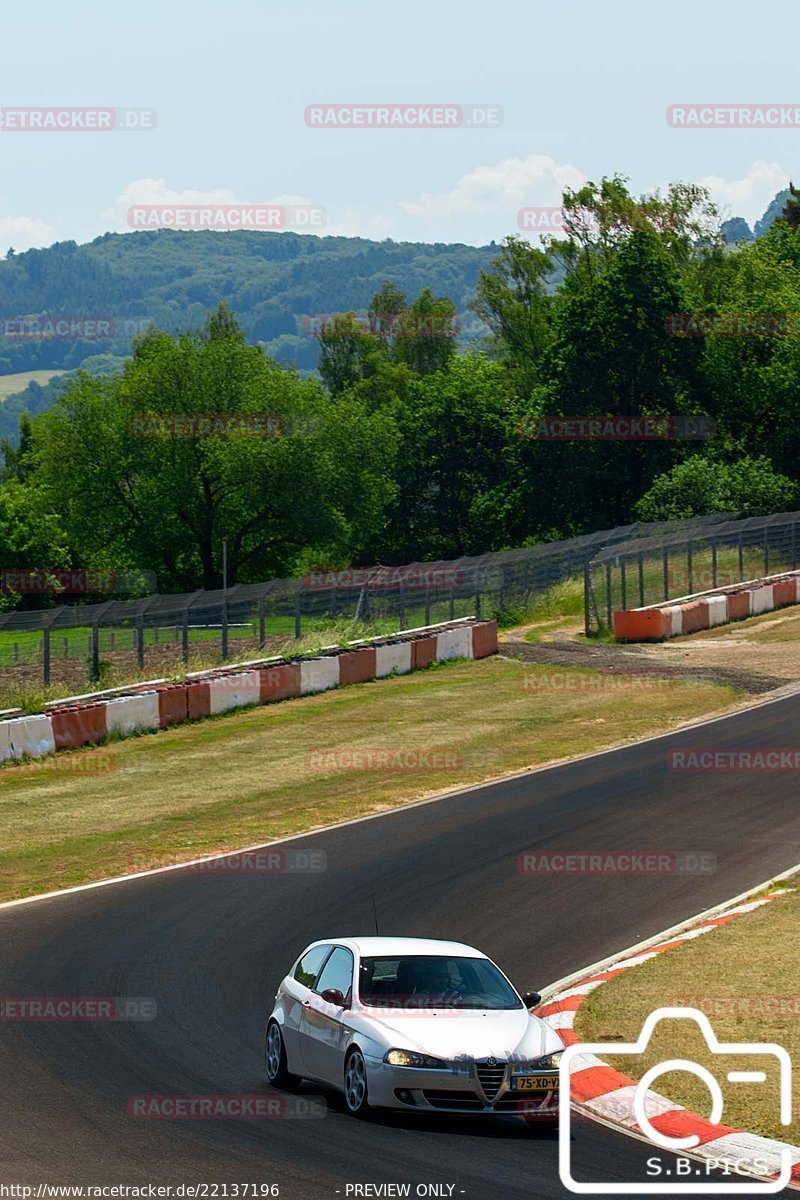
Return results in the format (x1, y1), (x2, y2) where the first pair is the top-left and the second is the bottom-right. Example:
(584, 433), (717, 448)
(663, 546), (669, 600)
(605, 563), (612, 626)
(583, 559), (591, 636)
(136, 616), (145, 668)
(182, 610), (190, 662)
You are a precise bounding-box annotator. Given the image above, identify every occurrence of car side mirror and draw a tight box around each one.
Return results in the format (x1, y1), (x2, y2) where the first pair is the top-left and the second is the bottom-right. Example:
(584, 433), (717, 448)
(320, 987), (345, 1007)
(522, 991), (542, 1010)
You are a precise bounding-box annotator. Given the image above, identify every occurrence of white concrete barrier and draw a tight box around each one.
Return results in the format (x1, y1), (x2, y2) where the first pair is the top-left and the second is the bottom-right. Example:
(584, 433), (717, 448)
(705, 595), (728, 626)
(8, 714), (56, 760)
(105, 692), (160, 737)
(300, 657), (340, 695)
(751, 585), (774, 615)
(375, 642), (412, 677)
(0, 720), (13, 762)
(662, 606), (684, 638)
(435, 626), (473, 662)
(209, 671), (262, 715)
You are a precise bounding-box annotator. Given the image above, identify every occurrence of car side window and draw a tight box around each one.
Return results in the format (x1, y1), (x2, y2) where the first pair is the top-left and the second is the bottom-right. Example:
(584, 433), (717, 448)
(314, 946), (354, 1002)
(293, 944), (332, 989)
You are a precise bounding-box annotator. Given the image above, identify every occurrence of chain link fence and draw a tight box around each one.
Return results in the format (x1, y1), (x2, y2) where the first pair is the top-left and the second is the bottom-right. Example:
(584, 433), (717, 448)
(585, 510), (800, 635)
(0, 513), (749, 690)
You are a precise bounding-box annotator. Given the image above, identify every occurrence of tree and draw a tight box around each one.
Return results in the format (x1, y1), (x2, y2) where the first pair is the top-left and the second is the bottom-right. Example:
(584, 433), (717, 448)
(0, 479), (70, 609)
(30, 306), (398, 590)
(635, 455), (797, 521)
(317, 312), (382, 397)
(376, 354), (520, 560)
(553, 176), (720, 290)
(470, 236), (555, 392)
(780, 182), (800, 231)
(531, 231), (704, 531)
(368, 280), (408, 347)
(392, 288), (458, 376)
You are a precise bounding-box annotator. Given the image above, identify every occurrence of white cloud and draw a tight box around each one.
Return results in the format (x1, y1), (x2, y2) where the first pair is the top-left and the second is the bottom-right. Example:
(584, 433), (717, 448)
(102, 179), (328, 233)
(399, 153), (586, 221)
(321, 207), (395, 240)
(699, 160), (788, 227)
(0, 214), (59, 253)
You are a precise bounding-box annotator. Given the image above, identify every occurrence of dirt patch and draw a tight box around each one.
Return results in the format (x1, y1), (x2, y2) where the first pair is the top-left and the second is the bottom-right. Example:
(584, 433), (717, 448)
(501, 638), (786, 695)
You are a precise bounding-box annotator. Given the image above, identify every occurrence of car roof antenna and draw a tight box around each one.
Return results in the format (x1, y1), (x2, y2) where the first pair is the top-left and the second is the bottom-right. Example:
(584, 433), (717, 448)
(371, 892), (380, 936)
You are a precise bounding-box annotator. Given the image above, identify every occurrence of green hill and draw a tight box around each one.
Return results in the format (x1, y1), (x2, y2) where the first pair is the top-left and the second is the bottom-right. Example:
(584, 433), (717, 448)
(0, 229), (497, 379)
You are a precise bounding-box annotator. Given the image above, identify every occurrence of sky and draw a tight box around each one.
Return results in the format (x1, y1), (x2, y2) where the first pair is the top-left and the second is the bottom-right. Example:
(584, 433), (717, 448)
(1, 0), (798, 253)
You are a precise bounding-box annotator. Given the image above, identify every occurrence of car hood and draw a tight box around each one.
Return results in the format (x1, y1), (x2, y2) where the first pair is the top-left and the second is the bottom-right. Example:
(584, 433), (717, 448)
(356, 1007), (562, 1061)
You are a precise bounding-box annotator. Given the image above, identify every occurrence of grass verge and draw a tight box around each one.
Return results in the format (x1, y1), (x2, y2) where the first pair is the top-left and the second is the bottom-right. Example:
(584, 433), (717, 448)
(0, 657), (739, 904)
(574, 884), (800, 1143)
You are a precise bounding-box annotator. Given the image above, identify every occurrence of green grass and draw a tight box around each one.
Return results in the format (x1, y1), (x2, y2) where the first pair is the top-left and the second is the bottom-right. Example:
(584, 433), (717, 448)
(575, 886), (800, 1143)
(0, 369), (65, 401)
(0, 657), (739, 902)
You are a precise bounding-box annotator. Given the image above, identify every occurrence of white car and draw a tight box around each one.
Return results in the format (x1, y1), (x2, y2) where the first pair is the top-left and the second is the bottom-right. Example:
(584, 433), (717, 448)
(265, 936), (564, 1117)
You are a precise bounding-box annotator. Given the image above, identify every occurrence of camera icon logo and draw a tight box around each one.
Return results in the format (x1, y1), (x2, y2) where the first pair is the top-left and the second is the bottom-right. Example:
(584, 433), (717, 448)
(559, 1007), (793, 1194)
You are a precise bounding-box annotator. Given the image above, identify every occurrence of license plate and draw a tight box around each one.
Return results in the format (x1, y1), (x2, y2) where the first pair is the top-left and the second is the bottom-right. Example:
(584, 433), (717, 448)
(510, 1073), (559, 1091)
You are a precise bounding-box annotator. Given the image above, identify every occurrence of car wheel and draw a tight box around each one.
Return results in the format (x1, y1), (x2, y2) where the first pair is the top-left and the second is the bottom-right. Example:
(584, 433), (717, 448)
(265, 1020), (299, 1089)
(343, 1047), (370, 1116)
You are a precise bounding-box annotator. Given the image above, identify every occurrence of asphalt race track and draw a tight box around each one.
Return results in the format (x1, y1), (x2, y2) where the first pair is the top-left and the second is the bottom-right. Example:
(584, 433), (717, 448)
(3, 693), (800, 1199)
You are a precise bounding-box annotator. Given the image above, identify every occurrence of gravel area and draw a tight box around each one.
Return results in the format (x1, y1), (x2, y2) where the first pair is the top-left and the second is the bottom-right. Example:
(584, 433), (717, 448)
(500, 638), (787, 694)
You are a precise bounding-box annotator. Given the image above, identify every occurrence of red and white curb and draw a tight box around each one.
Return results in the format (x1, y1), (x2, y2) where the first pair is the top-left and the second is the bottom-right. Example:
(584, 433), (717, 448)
(539, 890), (800, 1188)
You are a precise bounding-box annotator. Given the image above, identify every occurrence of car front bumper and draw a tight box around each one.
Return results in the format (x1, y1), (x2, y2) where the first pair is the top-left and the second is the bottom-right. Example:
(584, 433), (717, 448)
(365, 1058), (560, 1116)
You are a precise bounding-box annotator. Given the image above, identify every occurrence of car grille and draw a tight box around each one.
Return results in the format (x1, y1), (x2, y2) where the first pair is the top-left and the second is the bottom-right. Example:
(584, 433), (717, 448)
(476, 1062), (507, 1100)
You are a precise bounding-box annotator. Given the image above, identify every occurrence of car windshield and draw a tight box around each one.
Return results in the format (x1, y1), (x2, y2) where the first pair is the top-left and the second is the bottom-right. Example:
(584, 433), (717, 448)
(358, 955), (522, 1010)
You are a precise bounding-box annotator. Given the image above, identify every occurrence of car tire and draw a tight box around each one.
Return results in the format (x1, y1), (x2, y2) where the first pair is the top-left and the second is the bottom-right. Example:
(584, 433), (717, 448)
(343, 1047), (370, 1116)
(265, 1020), (300, 1090)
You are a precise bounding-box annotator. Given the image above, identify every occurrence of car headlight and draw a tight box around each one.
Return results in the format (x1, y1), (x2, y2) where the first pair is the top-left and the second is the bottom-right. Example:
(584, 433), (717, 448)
(531, 1051), (563, 1070)
(384, 1048), (448, 1069)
